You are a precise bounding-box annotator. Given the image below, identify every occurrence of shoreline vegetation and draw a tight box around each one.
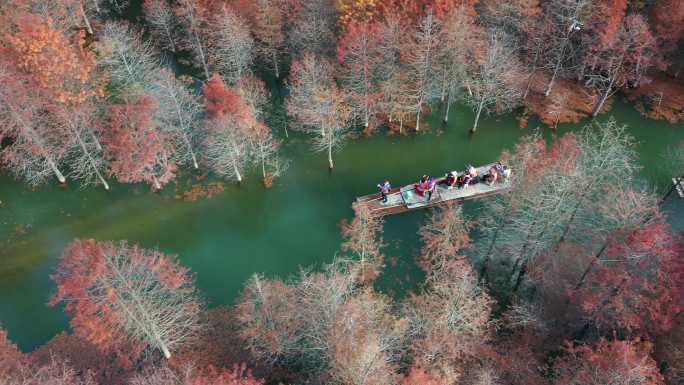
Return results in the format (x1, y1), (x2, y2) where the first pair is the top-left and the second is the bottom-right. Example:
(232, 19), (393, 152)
(1, 1), (683, 385)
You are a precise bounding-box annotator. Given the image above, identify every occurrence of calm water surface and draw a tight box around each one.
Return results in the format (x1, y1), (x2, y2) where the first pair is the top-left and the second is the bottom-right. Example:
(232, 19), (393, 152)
(1, 100), (682, 351)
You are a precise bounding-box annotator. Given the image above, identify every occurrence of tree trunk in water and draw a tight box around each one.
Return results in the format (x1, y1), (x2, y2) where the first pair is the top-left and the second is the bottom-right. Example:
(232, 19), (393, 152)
(592, 80), (614, 117)
(415, 103), (422, 131)
(471, 99), (484, 133)
(273, 51), (280, 79)
(328, 136), (334, 169)
(152, 175), (161, 190)
(260, 143), (267, 181)
(48, 158), (66, 184)
(443, 92), (451, 123)
(234, 162), (243, 183)
(79, 3), (93, 35)
(74, 128), (110, 190)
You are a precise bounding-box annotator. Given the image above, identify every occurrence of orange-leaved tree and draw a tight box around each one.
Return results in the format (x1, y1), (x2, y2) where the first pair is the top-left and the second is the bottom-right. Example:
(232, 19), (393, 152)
(50, 239), (202, 361)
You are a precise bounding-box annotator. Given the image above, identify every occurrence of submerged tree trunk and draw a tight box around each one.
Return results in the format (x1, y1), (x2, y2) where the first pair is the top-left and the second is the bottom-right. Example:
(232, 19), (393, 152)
(273, 51), (280, 79)
(471, 99), (485, 133)
(48, 158), (67, 184)
(152, 175), (162, 190)
(415, 102), (422, 131)
(74, 128), (110, 190)
(443, 91), (452, 123)
(328, 134), (334, 169)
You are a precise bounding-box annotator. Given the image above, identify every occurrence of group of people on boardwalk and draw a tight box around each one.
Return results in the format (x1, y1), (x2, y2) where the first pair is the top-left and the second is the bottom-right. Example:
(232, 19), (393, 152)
(377, 162), (510, 204)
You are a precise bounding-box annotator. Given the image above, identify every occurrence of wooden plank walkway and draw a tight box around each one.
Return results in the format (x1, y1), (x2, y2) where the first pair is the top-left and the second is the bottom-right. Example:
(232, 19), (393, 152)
(356, 163), (511, 216)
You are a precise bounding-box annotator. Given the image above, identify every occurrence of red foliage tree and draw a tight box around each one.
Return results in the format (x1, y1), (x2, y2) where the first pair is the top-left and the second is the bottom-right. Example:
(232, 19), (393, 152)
(1, 12), (102, 105)
(187, 364), (264, 385)
(650, 0), (684, 53)
(336, 21), (384, 131)
(340, 202), (384, 283)
(0, 58), (68, 185)
(591, 0), (628, 49)
(101, 95), (177, 189)
(400, 366), (449, 385)
(203, 74), (256, 124)
(31, 331), (131, 385)
(573, 221), (683, 338)
(553, 339), (665, 385)
(0, 327), (25, 381)
(584, 14), (662, 116)
(50, 239), (202, 361)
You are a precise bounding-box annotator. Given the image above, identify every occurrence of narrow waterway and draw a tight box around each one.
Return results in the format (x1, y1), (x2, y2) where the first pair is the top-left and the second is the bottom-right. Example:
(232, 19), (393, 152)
(0, 100), (682, 351)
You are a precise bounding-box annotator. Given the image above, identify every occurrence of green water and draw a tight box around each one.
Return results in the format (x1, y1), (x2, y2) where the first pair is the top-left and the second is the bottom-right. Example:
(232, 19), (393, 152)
(0, 100), (682, 351)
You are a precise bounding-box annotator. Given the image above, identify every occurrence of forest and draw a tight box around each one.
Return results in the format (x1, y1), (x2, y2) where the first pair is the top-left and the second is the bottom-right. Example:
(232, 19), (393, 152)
(1, 0), (683, 384)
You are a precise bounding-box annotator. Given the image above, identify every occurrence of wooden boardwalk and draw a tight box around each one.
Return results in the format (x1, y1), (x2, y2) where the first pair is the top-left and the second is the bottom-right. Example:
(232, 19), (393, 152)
(356, 163), (511, 216)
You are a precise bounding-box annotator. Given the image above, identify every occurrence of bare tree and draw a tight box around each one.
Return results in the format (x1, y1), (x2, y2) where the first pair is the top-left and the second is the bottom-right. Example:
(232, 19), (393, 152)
(402, 11), (441, 131)
(286, 54), (352, 169)
(418, 203), (471, 273)
(0, 65), (67, 185)
(376, 16), (412, 132)
(236, 274), (302, 366)
(311, 86), (352, 170)
(95, 22), (158, 95)
(287, 0), (337, 58)
(150, 68), (202, 170)
(405, 259), (495, 384)
(208, 6), (254, 85)
(251, 126), (286, 186)
(204, 114), (253, 183)
(286, 53), (335, 136)
(585, 15), (660, 116)
(58, 103), (110, 190)
(253, 0), (286, 78)
(436, 10), (483, 123)
(549, 119), (640, 253)
(6, 356), (96, 385)
(341, 202), (385, 283)
(328, 291), (405, 385)
(50, 239), (202, 360)
(175, 0), (210, 79)
(143, 0), (177, 52)
(540, 0), (592, 96)
(465, 31), (522, 133)
(337, 22), (383, 129)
